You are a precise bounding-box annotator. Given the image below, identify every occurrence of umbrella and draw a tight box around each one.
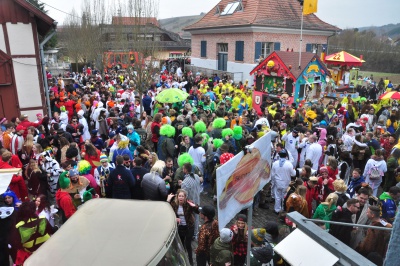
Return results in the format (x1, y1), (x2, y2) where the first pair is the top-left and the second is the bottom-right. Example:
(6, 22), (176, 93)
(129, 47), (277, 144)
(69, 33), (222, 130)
(155, 88), (189, 103)
(379, 91), (400, 100)
(325, 51), (365, 67)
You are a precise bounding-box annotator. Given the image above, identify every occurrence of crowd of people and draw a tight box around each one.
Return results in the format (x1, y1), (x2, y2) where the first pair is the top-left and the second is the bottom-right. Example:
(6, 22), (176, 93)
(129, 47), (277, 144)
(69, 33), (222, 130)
(0, 66), (398, 265)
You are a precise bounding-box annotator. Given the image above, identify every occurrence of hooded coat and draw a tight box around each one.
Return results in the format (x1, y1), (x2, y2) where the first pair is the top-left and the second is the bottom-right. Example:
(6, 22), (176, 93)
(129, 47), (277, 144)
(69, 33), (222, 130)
(40, 151), (63, 196)
(210, 237), (233, 266)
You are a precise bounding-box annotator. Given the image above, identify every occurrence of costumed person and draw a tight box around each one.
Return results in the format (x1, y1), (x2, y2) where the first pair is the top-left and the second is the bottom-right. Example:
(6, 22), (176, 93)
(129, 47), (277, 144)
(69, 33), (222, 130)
(316, 166), (334, 203)
(82, 142), (101, 176)
(232, 126), (245, 153)
(63, 168), (90, 208)
(312, 192), (338, 230)
(222, 128), (237, 154)
(55, 171), (76, 222)
(39, 150), (63, 197)
(2, 189), (21, 209)
(157, 124), (176, 161)
(77, 109), (91, 141)
(0, 195), (16, 266)
(78, 160), (99, 195)
(194, 121), (207, 134)
(94, 154), (115, 198)
(282, 129), (300, 168)
(211, 118), (226, 139)
(127, 124), (140, 155)
(59, 106), (69, 130)
(14, 201), (53, 265)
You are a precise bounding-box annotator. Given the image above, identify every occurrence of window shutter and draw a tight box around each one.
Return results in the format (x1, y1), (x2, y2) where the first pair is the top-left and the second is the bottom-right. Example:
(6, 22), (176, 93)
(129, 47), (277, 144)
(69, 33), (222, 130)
(322, 44), (327, 52)
(235, 41), (244, 61)
(201, 41), (207, 57)
(306, 43), (312, 52)
(273, 42), (281, 51)
(254, 42), (262, 62)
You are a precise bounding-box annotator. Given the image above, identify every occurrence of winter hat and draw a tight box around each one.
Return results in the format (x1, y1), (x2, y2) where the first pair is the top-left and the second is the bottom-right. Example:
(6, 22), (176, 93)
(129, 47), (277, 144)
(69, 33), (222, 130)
(68, 169), (79, 177)
(264, 221), (279, 238)
(16, 125), (25, 132)
(181, 127), (193, 138)
(220, 153), (234, 165)
(59, 171), (71, 189)
(78, 160), (92, 175)
(178, 153), (194, 168)
(194, 121), (207, 133)
(220, 228), (234, 243)
(319, 166), (328, 174)
(213, 139), (224, 149)
(237, 214), (247, 222)
(251, 228), (266, 246)
(212, 118), (226, 129)
(77, 110), (84, 116)
(251, 246), (274, 263)
(100, 154), (108, 163)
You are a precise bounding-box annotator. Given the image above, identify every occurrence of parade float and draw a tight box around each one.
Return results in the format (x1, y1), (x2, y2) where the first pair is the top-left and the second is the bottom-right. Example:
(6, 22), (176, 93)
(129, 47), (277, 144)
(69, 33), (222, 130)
(250, 51), (330, 113)
(323, 50), (366, 97)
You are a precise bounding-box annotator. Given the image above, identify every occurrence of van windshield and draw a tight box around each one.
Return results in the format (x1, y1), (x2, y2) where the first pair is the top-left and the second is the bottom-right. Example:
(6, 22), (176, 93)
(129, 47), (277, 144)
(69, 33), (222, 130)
(156, 232), (190, 265)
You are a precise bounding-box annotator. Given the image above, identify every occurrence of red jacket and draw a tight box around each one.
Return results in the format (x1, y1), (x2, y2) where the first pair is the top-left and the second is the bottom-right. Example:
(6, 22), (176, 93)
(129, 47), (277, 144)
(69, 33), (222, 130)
(19, 120), (41, 137)
(317, 176), (335, 203)
(56, 190), (76, 219)
(151, 122), (161, 143)
(0, 160), (28, 201)
(304, 181), (319, 218)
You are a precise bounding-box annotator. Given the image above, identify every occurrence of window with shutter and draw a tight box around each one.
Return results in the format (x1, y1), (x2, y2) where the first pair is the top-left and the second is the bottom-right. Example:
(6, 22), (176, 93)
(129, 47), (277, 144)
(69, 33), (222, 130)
(306, 43), (312, 52)
(235, 41), (244, 61)
(274, 42), (281, 51)
(201, 41), (207, 57)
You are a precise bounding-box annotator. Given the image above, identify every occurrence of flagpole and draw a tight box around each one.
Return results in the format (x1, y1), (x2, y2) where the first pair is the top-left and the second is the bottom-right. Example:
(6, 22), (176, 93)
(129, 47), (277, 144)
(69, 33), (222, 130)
(299, 4), (304, 69)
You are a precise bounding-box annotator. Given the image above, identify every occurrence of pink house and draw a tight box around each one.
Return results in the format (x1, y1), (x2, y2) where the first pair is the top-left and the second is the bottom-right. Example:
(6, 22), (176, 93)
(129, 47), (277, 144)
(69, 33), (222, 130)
(184, 0), (339, 82)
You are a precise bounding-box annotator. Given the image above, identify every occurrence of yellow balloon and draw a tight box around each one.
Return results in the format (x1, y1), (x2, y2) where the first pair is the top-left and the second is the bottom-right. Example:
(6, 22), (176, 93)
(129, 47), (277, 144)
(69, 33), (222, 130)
(267, 60), (275, 68)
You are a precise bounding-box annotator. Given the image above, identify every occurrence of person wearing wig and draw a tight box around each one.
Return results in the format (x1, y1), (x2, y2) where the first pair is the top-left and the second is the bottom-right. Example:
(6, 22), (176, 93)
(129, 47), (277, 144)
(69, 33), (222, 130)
(157, 124), (176, 161)
(211, 118), (226, 139)
(78, 160), (99, 195)
(222, 128), (237, 154)
(173, 153), (202, 192)
(112, 134), (133, 164)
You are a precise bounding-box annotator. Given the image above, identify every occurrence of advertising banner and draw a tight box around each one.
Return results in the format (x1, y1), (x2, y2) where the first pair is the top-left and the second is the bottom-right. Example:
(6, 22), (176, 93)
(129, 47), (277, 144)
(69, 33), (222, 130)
(217, 132), (272, 230)
(252, 90), (264, 115)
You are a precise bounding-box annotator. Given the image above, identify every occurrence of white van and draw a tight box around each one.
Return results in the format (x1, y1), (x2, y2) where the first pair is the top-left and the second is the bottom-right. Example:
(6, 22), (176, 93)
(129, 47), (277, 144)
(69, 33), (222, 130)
(25, 199), (190, 266)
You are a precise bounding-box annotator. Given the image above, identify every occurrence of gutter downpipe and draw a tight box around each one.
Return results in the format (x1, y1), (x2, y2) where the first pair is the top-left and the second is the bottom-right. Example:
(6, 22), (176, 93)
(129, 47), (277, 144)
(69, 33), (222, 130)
(40, 28), (56, 119)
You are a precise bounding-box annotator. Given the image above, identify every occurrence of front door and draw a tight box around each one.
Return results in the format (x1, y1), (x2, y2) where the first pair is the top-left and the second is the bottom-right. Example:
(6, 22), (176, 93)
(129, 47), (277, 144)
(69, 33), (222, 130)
(218, 53), (227, 71)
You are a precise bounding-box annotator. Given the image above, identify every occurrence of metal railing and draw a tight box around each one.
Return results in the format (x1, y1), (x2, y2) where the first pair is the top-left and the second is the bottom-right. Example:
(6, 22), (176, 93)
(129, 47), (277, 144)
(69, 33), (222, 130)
(304, 218), (393, 231)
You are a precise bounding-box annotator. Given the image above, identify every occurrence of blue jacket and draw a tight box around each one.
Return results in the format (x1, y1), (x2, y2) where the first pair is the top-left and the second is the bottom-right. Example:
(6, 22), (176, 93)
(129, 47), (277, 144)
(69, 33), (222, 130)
(108, 165), (136, 199)
(142, 95), (152, 110)
(380, 192), (397, 223)
(112, 148), (133, 164)
(347, 176), (365, 198)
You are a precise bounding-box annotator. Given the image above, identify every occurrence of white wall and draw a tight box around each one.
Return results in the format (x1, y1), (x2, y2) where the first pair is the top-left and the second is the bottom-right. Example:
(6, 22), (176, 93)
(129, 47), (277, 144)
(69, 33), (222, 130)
(13, 58), (42, 108)
(6, 22), (35, 55)
(0, 26), (6, 53)
(192, 58), (256, 83)
(191, 58), (218, 70)
(227, 61), (257, 83)
(23, 109), (43, 122)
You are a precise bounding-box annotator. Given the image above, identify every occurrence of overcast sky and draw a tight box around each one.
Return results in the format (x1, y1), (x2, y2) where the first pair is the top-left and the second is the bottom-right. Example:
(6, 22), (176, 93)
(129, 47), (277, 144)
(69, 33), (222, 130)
(40, 0), (399, 29)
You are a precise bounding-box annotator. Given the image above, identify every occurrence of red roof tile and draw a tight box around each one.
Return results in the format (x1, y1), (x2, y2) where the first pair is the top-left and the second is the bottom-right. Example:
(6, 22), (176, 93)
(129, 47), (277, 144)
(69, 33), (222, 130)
(185, 0), (339, 32)
(112, 17), (159, 27)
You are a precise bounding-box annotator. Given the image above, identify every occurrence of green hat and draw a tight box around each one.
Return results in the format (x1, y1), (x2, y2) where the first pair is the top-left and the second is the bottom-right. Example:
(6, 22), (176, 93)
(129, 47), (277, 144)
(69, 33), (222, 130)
(182, 127), (193, 138)
(178, 153), (194, 168)
(83, 188), (95, 202)
(194, 121), (207, 133)
(59, 171), (71, 189)
(212, 118), (226, 129)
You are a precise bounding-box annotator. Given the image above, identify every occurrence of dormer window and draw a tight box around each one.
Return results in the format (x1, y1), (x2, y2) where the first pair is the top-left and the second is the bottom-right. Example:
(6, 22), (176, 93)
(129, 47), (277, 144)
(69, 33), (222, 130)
(215, 6), (220, 15)
(220, 1), (243, 16)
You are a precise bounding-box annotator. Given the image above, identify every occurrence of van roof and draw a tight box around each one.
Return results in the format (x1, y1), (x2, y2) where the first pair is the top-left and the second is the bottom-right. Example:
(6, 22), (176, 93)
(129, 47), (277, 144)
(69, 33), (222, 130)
(25, 199), (176, 266)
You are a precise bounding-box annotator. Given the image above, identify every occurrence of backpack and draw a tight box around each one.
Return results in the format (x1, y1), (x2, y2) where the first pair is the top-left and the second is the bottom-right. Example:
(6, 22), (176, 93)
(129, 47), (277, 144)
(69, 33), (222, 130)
(368, 166), (382, 181)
